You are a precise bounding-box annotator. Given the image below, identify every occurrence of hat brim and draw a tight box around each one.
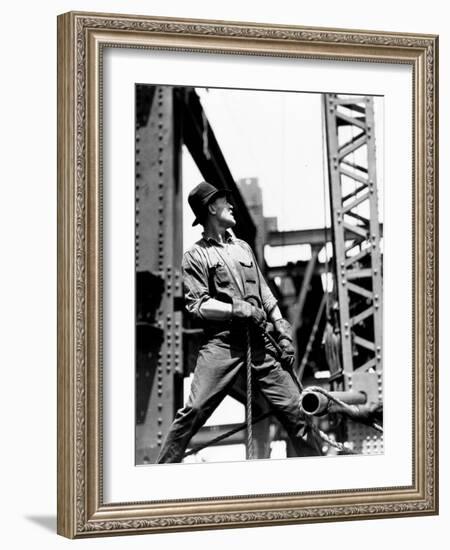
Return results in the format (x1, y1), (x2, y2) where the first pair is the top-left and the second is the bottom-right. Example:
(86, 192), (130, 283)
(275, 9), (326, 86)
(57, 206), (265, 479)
(191, 189), (232, 226)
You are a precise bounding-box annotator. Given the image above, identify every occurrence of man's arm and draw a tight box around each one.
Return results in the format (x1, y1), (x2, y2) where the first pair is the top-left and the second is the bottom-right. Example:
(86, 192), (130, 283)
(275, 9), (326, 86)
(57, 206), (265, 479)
(249, 250), (295, 360)
(182, 250), (232, 320)
(267, 304), (282, 324)
(182, 249), (264, 324)
(199, 299), (232, 320)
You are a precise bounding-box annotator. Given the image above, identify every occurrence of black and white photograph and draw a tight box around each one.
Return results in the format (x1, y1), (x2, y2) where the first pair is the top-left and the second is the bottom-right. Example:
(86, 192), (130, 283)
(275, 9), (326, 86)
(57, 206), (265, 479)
(1, 0), (443, 546)
(135, 84), (384, 465)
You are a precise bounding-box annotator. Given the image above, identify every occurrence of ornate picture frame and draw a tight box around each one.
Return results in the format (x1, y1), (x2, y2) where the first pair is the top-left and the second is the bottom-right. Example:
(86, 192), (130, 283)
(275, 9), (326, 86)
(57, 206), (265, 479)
(57, 11), (438, 538)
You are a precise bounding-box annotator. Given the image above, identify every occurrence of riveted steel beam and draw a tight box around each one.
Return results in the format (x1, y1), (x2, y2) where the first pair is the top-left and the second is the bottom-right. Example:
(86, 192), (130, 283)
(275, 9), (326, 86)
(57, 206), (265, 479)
(135, 85), (184, 464)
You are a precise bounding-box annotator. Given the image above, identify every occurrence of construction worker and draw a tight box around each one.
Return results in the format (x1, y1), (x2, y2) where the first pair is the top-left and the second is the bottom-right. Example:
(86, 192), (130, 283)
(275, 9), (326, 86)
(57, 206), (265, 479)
(156, 181), (321, 463)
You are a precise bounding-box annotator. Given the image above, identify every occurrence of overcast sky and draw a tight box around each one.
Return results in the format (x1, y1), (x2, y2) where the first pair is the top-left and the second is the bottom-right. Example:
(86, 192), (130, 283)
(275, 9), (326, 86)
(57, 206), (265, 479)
(182, 87), (383, 265)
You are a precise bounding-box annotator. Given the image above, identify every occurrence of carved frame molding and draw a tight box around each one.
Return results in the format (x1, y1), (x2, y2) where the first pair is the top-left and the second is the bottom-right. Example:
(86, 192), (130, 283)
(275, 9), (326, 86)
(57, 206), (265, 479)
(57, 11), (438, 538)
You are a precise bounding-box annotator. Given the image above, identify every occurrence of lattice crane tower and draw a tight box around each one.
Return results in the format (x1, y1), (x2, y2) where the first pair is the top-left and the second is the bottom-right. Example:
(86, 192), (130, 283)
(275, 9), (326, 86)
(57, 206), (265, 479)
(324, 94), (383, 454)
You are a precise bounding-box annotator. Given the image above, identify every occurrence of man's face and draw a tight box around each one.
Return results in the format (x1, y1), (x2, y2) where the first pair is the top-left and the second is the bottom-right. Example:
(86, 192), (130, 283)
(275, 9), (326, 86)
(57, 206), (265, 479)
(210, 196), (236, 228)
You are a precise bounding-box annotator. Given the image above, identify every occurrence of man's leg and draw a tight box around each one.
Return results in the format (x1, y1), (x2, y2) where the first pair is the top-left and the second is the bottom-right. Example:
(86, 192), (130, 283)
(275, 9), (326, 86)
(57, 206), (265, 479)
(156, 334), (242, 463)
(251, 335), (322, 457)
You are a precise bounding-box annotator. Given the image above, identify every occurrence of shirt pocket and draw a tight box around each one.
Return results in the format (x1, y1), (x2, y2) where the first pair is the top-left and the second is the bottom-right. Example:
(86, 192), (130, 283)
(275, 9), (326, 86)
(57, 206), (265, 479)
(239, 260), (258, 286)
(210, 262), (230, 288)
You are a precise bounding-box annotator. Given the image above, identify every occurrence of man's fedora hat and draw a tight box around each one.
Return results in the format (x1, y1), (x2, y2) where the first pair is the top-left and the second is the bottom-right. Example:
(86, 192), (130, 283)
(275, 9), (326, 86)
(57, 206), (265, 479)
(188, 181), (231, 226)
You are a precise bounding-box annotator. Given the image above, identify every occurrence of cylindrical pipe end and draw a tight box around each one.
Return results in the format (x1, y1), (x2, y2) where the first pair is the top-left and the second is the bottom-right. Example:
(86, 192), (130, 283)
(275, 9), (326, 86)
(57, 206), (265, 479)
(299, 391), (329, 416)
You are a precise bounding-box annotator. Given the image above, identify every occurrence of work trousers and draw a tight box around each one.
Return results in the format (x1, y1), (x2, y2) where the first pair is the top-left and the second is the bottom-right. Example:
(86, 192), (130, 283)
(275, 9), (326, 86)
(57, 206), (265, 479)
(156, 326), (321, 463)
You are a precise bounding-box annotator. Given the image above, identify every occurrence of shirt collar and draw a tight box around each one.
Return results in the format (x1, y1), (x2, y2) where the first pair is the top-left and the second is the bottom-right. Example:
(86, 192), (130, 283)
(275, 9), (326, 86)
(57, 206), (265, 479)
(202, 230), (234, 246)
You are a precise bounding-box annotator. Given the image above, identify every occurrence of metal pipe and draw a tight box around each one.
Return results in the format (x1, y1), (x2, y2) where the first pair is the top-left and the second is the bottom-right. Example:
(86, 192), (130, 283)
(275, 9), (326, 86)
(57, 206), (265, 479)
(299, 390), (366, 416)
(328, 391), (367, 405)
(300, 391), (329, 416)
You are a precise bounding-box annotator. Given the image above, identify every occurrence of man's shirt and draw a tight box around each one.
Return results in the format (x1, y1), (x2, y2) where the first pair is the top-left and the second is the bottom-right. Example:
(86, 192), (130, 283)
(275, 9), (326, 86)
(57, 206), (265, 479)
(182, 231), (277, 320)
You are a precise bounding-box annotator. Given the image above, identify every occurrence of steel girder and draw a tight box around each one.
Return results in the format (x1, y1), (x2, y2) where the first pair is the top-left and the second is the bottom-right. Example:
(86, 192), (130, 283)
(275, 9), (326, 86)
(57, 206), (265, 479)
(135, 85), (184, 464)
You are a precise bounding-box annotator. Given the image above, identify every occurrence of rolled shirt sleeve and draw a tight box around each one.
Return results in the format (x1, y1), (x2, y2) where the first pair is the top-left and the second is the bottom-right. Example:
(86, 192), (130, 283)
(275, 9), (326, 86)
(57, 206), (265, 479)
(257, 262), (278, 315)
(181, 250), (211, 320)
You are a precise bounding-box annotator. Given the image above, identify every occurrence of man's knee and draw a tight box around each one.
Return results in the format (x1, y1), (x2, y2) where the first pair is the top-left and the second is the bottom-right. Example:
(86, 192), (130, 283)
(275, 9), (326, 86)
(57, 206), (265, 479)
(280, 393), (302, 416)
(174, 402), (201, 424)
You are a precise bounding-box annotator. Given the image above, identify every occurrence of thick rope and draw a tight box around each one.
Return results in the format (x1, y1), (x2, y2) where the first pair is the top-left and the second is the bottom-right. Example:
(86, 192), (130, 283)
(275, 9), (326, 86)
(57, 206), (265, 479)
(307, 421), (357, 455)
(183, 411), (272, 459)
(246, 325), (254, 459)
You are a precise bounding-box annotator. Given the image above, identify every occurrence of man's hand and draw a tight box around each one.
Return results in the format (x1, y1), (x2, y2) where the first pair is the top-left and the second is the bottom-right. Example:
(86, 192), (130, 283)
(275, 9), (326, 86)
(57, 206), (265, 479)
(273, 318), (295, 369)
(232, 298), (266, 328)
(274, 318), (294, 342)
(278, 338), (295, 370)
